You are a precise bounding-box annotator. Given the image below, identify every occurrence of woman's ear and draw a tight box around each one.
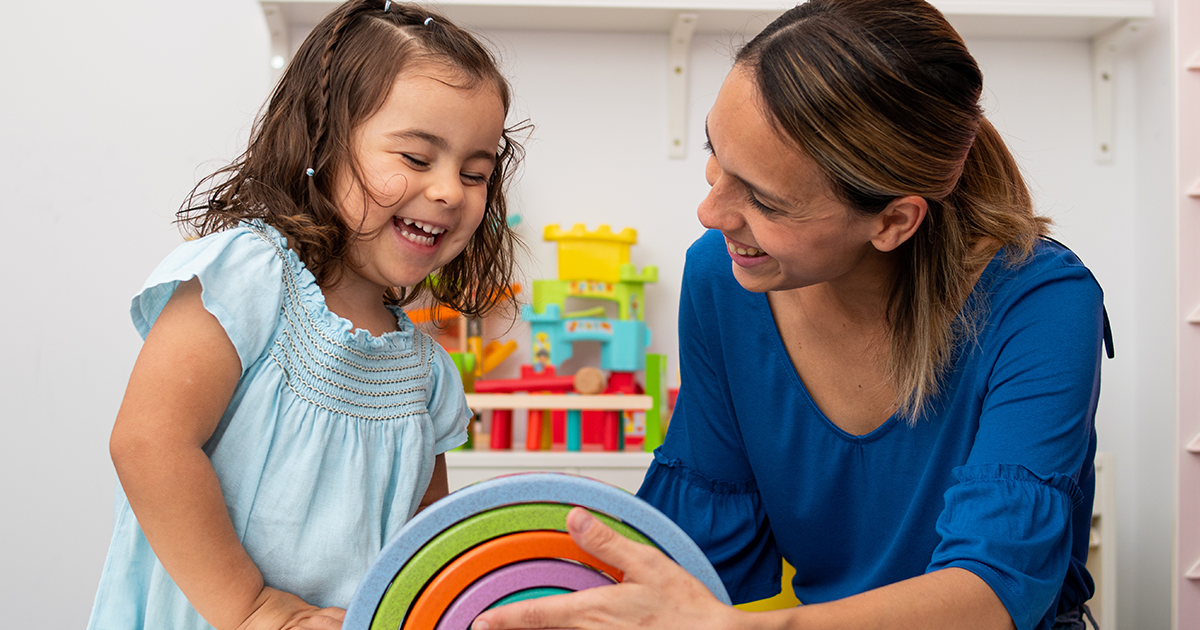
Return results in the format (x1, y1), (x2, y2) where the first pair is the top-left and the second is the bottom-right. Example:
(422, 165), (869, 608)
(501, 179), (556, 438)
(871, 195), (927, 253)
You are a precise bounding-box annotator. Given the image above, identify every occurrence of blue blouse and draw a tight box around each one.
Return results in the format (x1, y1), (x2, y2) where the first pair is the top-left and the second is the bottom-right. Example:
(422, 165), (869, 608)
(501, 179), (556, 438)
(638, 230), (1104, 630)
(87, 222), (470, 630)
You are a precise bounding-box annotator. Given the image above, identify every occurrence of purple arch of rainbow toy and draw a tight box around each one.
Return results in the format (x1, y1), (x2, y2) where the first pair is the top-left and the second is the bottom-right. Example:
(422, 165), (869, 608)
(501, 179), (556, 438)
(343, 473), (731, 630)
(434, 559), (615, 630)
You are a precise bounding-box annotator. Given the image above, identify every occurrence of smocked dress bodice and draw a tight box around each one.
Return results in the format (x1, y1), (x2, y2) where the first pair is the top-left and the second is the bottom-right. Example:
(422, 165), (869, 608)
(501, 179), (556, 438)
(87, 222), (470, 630)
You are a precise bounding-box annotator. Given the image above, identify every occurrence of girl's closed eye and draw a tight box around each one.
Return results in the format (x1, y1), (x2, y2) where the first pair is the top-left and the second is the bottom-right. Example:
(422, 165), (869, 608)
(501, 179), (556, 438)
(461, 170), (489, 185)
(400, 153), (430, 169)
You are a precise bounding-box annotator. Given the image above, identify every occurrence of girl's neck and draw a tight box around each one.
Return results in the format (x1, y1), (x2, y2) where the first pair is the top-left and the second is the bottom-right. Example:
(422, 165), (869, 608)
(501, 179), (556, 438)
(321, 274), (400, 338)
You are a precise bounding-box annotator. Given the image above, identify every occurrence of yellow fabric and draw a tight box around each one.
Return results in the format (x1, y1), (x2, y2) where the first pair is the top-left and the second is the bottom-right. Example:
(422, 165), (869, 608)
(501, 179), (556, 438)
(734, 560), (802, 611)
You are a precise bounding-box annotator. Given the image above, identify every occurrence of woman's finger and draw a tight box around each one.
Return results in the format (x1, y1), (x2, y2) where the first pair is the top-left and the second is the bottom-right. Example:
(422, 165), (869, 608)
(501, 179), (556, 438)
(564, 507), (664, 582)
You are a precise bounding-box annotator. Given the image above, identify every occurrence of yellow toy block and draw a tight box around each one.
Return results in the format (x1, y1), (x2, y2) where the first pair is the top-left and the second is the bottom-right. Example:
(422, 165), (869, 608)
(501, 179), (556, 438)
(544, 224), (638, 283)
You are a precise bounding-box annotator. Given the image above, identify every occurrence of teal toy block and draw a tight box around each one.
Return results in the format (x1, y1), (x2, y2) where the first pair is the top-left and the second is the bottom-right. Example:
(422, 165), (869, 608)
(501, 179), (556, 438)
(523, 304), (650, 372)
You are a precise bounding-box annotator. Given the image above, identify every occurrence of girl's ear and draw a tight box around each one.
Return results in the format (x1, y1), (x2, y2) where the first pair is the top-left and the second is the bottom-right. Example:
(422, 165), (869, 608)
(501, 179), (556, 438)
(871, 195), (927, 253)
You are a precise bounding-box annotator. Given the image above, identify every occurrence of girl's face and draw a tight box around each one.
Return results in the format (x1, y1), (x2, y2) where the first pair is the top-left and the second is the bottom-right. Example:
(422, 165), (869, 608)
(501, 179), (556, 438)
(697, 66), (881, 294)
(333, 63), (505, 294)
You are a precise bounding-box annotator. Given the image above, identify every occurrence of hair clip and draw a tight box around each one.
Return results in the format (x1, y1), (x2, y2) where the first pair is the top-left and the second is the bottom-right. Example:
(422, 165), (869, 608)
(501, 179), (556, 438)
(305, 168), (315, 177)
(424, 16), (434, 27)
(384, 0), (391, 11)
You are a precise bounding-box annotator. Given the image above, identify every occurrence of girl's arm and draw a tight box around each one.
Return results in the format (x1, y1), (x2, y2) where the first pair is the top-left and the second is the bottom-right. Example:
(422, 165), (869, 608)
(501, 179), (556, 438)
(417, 454), (450, 513)
(471, 508), (1014, 630)
(110, 278), (344, 630)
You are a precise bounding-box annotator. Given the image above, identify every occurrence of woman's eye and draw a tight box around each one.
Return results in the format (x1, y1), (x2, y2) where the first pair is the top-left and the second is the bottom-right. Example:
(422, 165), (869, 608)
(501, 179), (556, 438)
(746, 189), (776, 214)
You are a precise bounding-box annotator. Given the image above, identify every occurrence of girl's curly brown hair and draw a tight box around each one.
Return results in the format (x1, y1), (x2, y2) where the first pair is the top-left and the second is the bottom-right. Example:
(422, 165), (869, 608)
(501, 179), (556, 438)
(178, 0), (525, 317)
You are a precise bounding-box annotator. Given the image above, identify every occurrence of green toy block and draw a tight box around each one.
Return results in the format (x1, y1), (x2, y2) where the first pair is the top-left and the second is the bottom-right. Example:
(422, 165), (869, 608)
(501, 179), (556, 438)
(643, 354), (667, 451)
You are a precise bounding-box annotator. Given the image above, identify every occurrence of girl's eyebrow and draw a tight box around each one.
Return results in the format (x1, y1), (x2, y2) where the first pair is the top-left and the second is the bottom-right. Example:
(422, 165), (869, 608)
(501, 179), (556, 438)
(387, 129), (497, 163)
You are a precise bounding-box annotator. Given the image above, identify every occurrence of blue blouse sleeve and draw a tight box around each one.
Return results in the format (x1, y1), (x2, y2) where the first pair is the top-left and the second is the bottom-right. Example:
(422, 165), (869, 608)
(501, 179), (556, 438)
(928, 249), (1104, 630)
(130, 227), (285, 373)
(637, 235), (781, 604)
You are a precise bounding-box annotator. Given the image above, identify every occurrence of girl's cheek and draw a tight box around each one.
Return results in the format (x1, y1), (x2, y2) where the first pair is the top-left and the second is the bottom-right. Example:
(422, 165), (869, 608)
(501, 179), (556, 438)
(375, 172), (410, 202)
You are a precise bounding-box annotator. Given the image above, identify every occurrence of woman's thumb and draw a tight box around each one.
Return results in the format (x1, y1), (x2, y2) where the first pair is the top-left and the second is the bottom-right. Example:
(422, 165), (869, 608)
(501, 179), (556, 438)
(565, 507), (650, 578)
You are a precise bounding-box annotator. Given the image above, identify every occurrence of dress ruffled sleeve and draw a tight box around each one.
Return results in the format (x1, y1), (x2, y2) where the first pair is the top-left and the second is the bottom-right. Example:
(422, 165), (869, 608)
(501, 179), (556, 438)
(930, 464), (1083, 630)
(423, 336), (471, 454)
(130, 226), (285, 373)
(636, 235), (781, 604)
(929, 250), (1105, 630)
(638, 451), (780, 604)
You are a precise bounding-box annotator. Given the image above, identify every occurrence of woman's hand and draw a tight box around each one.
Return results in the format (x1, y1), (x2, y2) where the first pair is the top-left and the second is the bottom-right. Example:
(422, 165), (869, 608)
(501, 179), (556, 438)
(234, 587), (346, 630)
(470, 507), (742, 630)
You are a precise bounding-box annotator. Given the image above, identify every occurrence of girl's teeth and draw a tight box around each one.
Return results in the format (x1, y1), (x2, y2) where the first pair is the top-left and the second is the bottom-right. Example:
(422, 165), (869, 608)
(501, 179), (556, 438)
(401, 218), (445, 236)
(401, 231), (434, 246)
(726, 240), (765, 257)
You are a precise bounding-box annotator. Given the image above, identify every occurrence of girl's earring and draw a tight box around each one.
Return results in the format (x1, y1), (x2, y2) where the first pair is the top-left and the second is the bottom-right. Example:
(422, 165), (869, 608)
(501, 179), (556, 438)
(305, 168), (315, 177)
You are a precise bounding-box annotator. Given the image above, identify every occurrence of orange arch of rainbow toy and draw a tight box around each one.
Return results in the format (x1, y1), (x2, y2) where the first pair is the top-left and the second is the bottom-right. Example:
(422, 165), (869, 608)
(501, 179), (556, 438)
(403, 531), (621, 629)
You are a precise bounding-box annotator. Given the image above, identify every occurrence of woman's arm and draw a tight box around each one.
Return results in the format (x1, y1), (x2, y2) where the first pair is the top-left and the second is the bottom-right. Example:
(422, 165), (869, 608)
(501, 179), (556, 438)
(110, 278), (344, 630)
(471, 508), (1013, 630)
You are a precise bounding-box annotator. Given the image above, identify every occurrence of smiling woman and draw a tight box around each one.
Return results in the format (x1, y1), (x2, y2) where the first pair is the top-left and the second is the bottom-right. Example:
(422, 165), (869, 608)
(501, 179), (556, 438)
(472, 2), (1108, 630)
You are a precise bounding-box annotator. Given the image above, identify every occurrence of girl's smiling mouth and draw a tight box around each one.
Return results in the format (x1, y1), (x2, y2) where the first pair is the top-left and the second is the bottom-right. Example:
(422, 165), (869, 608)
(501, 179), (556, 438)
(395, 217), (446, 247)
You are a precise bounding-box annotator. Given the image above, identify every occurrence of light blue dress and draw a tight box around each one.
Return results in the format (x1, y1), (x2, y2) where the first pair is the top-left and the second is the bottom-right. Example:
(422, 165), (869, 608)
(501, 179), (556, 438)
(87, 222), (470, 629)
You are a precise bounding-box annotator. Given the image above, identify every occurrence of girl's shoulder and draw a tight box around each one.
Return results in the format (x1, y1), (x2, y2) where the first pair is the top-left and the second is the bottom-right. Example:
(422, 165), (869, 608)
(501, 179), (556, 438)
(131, 221), (303, 370)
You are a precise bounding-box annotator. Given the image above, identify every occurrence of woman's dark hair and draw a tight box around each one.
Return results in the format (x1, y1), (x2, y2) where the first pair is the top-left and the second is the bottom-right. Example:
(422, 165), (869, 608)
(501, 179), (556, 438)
(737, 0), (1051, 419)
(179, 0), (524, 317)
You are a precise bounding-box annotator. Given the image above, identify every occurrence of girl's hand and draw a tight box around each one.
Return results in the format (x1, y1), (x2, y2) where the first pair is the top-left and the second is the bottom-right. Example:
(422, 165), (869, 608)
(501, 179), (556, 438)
(234, 587), (346, 630)
(470, 507), (741, 630)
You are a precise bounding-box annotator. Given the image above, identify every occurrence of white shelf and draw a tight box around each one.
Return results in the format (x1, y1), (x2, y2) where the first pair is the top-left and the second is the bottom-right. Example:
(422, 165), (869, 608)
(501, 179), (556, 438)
(445, 450), (654, 493)
(263, 0), (1154, 40)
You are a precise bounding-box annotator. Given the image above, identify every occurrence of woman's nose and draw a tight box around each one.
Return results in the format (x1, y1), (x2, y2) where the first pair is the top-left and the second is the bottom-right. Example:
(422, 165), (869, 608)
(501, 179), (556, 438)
(697, 159), (739, 231)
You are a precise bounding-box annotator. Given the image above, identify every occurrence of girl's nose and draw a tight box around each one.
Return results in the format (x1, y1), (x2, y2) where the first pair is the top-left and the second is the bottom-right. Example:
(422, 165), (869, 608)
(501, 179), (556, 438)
(425, 168), (465, 208)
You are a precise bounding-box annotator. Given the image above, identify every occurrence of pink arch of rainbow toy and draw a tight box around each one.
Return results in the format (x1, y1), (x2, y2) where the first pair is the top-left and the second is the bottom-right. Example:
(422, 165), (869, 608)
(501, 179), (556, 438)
(433, 559), (615, 630)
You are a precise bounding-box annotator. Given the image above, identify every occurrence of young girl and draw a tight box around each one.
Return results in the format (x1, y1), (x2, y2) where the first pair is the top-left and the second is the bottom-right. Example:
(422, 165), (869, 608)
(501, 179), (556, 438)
(87, 2), (522, 629)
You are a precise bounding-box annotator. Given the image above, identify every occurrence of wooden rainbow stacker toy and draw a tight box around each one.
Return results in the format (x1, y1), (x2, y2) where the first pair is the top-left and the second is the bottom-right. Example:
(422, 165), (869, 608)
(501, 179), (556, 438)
(343, 473), (730, 630)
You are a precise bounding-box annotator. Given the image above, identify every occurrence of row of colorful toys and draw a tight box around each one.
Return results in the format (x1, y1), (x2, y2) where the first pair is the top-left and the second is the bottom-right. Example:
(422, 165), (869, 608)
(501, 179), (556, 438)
(408, 222), (673, 451)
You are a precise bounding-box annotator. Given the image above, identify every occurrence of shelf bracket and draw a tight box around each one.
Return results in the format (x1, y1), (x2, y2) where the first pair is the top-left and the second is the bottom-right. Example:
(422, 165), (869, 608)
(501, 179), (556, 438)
(262, 2), (290, 83)
(1187, 558), (1200, 580)
(1090, 19), (1146, 164)
(667, 13), (698, 160)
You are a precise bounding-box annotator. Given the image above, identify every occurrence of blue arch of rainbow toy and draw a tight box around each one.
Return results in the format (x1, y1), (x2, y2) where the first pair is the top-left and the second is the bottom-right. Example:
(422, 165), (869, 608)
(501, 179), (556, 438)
(343, 473), (731, 629)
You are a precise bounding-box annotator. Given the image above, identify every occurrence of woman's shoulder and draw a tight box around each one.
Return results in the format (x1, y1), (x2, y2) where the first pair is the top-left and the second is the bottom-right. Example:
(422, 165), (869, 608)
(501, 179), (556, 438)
(982, 237), (1102, 300)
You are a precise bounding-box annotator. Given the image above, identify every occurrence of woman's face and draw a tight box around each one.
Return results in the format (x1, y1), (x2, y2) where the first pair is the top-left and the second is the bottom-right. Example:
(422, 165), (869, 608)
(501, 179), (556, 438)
(698, 66), (881, 294)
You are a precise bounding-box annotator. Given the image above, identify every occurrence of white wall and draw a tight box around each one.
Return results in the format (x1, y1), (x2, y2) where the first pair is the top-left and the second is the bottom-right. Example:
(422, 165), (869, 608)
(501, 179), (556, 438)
(0, 1), (1177, 628)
